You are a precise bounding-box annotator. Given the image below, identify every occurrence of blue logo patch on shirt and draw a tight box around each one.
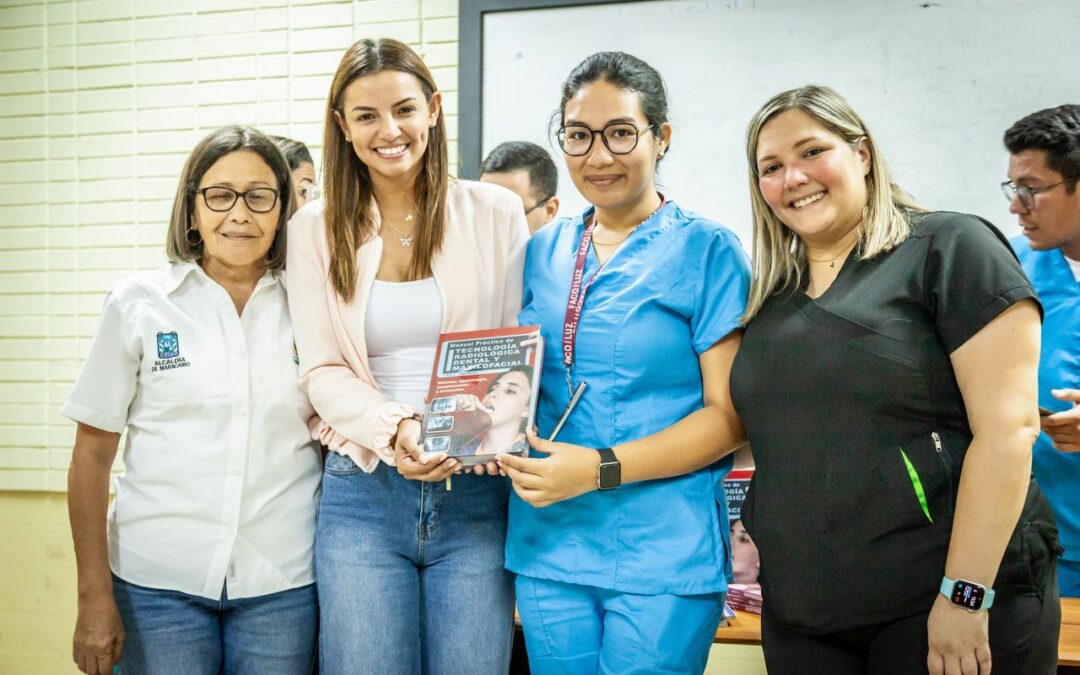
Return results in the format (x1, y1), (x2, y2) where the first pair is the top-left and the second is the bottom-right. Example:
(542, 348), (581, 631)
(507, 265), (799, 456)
(156, 331), (179, 359)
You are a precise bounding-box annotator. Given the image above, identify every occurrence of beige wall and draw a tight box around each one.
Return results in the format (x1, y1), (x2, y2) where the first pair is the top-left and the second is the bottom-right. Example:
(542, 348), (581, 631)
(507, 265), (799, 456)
(0, 492), (79, 672)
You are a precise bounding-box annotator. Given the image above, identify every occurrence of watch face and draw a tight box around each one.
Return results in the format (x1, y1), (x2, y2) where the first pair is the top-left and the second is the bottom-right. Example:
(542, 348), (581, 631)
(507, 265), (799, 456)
(950, 580), (985, 610)
(598, 462), (621, 490)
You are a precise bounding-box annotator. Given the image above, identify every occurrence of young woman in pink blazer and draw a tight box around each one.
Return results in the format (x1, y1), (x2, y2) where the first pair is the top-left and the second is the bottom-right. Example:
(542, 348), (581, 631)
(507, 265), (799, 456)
(285, 38), (528, 674)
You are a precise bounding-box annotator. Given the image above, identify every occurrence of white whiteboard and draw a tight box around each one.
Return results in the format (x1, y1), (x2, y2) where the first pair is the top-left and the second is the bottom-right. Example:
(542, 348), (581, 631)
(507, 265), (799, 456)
(482, 0), (1080, 248)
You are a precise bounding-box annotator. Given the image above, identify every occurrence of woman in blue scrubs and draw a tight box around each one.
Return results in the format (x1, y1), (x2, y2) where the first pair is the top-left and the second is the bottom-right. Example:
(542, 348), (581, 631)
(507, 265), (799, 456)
(497, 51), (751, 675)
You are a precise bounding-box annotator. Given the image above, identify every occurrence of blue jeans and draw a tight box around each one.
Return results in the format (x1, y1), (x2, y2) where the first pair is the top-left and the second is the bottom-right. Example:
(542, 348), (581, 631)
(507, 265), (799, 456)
(516, 575), (725, 675)
(317, 454), (515, 674)
(112, 575), (317, 675)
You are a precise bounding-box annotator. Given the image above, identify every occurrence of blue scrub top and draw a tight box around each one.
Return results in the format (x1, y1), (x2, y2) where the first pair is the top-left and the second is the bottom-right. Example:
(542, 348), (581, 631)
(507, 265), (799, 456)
(1013, 236), (1080, 563)
(506, 200), (751, 596)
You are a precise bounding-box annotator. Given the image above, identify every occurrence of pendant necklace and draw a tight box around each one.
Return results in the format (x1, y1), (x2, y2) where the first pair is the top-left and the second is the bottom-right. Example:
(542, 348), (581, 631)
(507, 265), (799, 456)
(806, 237), (858, 268)
(384, 214), (416, 247)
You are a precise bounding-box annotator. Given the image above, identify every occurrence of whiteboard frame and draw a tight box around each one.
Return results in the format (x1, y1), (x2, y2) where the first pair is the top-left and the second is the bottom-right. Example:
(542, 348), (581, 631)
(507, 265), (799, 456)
(457, 0), (645, 178)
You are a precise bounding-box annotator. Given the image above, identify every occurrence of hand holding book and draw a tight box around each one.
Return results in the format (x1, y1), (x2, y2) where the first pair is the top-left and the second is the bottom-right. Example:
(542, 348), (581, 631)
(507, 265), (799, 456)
(393, 416), (459, 482)
(497, 429), (602, 508)
(419, 326), (543, 468)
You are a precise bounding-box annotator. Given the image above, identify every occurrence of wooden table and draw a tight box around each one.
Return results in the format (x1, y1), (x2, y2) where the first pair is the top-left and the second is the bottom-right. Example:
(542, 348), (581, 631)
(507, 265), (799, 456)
(713, 610), (762, 645)
(714, 597), (1080, 668)
(1062, 597), (1080, 667)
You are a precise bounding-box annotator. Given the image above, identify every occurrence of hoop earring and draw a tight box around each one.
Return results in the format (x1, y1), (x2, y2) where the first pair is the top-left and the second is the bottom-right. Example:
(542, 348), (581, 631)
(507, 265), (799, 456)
(186, 227), (202, 245)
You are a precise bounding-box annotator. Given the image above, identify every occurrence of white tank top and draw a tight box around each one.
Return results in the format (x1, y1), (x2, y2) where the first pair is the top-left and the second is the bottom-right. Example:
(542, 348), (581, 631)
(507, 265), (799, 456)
(365, 277), (443, 411)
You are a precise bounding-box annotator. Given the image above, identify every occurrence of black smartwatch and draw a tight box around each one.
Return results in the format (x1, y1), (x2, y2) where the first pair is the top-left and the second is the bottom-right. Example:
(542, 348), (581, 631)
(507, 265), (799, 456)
(596, 447), (621, 490)
(940, 576), (995, 611)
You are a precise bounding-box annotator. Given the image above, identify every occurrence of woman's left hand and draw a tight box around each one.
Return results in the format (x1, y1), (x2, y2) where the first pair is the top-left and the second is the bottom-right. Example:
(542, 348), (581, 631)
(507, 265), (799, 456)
(393, 418), (459, 482)
(496, 429), (600, 508)
(926, 594), (991, 675)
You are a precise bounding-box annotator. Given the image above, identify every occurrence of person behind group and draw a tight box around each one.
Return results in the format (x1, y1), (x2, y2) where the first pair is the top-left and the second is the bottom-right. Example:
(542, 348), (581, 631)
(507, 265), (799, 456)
(1004, 104), (1080, 599)
(480, 140), (560, 234)
(272, 135), (318, 206)
(731, 84), (1061, 673)
(498, 51), (751, 674)
(285, 38), (528, 673)
(65, 126), (321, 675)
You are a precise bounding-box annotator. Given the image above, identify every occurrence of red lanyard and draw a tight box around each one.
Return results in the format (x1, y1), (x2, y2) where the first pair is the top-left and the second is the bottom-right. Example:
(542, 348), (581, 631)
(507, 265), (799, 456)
(561, 214), (600, 395)
(560, 198), (665, 397)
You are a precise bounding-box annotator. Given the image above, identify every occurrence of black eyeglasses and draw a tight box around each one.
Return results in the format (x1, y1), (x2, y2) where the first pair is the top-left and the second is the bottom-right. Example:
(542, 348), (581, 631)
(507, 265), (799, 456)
(1001, 175), (1079, 211)
(197, 186), (279, 213)
(557, 122), (654, 156)
(525, 195), (553, 215)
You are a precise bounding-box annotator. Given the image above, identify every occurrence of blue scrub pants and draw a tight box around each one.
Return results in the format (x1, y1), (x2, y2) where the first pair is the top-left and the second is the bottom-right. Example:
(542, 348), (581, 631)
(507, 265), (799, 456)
(515, 575), (724, 675)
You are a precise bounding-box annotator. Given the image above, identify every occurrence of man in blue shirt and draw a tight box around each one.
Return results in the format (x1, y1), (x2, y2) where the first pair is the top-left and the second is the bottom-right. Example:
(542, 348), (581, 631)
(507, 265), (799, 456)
(1004, 104), (1080, 597)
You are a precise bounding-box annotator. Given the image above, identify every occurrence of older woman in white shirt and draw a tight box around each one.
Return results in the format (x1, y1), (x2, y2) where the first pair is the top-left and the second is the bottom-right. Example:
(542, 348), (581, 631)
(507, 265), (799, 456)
(64, 126), (322, 675)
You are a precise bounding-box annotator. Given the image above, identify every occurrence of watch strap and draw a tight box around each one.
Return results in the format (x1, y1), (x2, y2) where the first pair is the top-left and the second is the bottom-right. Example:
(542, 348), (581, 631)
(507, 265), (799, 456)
(596, 447), (621, 490)
(940, 576), (995, 610)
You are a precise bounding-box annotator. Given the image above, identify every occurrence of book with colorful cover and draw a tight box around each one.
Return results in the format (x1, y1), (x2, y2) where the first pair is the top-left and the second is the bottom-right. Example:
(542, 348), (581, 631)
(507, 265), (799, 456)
(725, 468), (761, 612)
(418, 326), (543, 466)
(725, 469), (754, 522)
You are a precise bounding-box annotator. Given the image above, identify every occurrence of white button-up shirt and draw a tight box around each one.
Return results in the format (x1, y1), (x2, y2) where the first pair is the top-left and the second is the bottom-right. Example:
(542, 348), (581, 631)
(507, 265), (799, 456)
(62, 262), (321, 600)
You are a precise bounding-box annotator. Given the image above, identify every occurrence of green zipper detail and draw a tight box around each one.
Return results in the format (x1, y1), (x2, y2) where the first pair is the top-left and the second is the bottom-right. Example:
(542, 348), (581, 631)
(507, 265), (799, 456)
(900, 448), (933, 523)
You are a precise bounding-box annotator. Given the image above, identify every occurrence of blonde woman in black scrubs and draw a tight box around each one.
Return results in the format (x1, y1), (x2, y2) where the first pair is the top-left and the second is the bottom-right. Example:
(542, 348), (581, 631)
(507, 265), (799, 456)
(730, 85), (1061, 674)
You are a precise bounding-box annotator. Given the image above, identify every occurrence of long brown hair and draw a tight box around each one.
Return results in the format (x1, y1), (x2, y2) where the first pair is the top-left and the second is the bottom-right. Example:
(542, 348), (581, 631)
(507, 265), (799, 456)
(322, 38), (449, 300)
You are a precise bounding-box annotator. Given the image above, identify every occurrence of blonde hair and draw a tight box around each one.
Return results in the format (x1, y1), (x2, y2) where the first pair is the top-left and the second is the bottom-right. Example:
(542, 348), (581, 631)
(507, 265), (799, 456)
(743, 85), (923, 320)
(322, 38), (449, 301)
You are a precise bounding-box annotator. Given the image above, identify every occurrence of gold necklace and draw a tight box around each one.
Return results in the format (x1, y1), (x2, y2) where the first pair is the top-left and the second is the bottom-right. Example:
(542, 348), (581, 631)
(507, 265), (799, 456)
(591, 198), (665, 246)
(806, 237), (858, 268)
(384, 214), (415, 247)
(592, 226), (636, 246)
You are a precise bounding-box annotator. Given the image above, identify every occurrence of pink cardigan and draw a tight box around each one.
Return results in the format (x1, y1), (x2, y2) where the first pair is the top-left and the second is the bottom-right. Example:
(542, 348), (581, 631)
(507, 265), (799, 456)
(285, 179), (529, 472)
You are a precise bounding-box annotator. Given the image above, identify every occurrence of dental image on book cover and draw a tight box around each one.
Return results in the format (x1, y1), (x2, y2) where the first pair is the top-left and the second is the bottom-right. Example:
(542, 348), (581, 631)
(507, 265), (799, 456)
(419, 326), (543, 466)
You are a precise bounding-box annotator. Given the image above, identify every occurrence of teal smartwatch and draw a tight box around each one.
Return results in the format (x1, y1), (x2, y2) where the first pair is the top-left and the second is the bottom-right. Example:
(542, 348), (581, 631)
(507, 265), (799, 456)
(940, 576), (995, 611)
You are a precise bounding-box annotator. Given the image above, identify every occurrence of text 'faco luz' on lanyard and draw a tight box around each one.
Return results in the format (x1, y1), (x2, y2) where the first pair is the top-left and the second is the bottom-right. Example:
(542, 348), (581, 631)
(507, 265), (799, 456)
(556, 198), (666, 439)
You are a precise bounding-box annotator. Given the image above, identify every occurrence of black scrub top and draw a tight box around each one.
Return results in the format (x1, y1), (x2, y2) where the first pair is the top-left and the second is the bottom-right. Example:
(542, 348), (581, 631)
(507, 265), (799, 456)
(730, 211), (1056, 634)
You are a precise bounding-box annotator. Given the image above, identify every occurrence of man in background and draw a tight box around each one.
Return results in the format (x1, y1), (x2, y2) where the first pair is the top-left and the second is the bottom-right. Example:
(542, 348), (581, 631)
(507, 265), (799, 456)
(480, 141), (559, 235)
(1004, 104), (1080, 597)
